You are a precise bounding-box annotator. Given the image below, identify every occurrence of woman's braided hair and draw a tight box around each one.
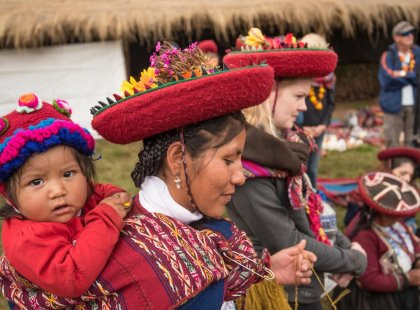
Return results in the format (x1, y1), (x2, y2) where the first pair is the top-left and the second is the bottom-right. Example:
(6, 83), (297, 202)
(131, 112), (246, 188)
(348, 205), (377, 239)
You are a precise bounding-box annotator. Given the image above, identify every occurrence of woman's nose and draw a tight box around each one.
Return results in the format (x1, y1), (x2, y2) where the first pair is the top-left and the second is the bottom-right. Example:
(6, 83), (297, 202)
(232, 169), (245, 186)
(298, 98), (308, 111)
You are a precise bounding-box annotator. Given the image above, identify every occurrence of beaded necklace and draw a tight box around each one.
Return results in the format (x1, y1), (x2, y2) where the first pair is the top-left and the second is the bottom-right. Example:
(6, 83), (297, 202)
(308, 86), (325, 110)
(399, 50), (416, 73)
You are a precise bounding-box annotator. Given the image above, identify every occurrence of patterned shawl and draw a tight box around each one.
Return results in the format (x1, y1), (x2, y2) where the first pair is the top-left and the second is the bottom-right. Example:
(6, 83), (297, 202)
(0, 203), (270, 309)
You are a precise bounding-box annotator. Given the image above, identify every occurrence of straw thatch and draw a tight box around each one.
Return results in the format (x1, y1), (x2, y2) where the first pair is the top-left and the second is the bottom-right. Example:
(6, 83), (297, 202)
(1, 0), (420, 48)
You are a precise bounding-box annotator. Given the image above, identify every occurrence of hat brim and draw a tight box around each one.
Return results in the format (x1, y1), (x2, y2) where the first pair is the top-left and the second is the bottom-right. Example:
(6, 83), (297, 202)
(377, 147), (420, 163)
(359, 172), (420, 217)
(223, 49), (337, 78)
(92, 65), (274, 144)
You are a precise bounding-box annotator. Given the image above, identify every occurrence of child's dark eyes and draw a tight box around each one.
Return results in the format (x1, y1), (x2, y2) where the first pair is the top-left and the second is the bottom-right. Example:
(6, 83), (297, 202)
(63, 171), (75, 178)
(30, 179), (43, 186)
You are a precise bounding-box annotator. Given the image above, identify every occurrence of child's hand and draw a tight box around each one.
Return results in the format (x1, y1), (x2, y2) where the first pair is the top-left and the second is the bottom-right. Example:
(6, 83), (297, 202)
(100, 192), (133, 219)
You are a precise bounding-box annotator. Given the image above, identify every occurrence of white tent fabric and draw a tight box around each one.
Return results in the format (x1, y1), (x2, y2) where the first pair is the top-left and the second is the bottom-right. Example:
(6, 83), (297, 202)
(0, 41), (126, 138)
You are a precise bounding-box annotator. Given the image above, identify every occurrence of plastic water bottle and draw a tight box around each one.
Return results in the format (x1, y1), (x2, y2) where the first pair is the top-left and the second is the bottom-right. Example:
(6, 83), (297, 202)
(318, 192), (339, 296)
(320, 200), (337, 245)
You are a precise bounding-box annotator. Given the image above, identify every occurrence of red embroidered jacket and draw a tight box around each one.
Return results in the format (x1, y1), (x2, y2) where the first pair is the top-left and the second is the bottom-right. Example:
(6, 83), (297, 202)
(353, 222), (420, 293)
(2, 183), (125, 298)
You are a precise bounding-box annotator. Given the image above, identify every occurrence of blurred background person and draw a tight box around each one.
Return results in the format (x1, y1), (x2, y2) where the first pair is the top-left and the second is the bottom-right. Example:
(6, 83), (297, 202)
(379, 21), (420, 147)
(344, 147), (419, 233)
(198, 39), (220, 66)
(298, 33), (337, 188)
(339, 171), (420, 310)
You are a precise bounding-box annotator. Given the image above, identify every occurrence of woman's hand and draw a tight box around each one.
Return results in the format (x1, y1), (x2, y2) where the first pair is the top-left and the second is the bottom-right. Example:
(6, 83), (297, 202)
(270, 240), (317, 285)
(351, 242), (367, 257)
(303, 126), (315, 137)
(407, 269), (420, 286)
(313, 125), (326, 137)
(330, 273), (354, 288)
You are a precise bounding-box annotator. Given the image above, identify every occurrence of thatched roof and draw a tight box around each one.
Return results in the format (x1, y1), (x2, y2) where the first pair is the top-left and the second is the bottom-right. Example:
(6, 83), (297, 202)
(1, 0), (420, 48)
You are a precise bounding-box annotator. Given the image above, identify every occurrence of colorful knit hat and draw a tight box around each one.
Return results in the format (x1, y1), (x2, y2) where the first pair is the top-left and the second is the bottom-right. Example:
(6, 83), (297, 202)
(91, 41), (274, 144)
(0, 94), (95, 185)
(359, 171), (419, 217)
(223, 28), (338, 78)
(377, 147), (420, 164)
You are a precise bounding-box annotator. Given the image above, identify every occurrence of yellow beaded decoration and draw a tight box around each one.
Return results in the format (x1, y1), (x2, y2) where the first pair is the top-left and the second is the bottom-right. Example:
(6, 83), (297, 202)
(308, 86), (325, 110)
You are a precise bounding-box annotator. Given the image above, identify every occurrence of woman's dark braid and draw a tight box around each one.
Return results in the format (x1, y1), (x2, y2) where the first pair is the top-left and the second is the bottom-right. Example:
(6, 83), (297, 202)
(131, 127), (199, 188)
(348, 205), (376, 239)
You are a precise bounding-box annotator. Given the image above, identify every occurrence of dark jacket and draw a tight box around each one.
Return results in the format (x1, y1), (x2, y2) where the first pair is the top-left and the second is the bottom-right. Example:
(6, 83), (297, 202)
(227, 125), (367, 304)
(302, 87), (335, 127)
(378, 43), (420, 114)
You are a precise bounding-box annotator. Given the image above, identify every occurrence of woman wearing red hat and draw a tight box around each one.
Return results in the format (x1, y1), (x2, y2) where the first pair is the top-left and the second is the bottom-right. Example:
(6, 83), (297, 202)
(224, 28), (367, 310)
(345, 146), (419, 233)
(340, 171), (420, 310)
(0, 42), (317, 309)
(377, 147), (419, 185)
(378, 147), (419, 234)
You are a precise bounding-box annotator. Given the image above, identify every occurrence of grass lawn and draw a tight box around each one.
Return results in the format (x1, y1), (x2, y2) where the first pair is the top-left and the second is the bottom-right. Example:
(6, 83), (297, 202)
(318, 144), (380, 232)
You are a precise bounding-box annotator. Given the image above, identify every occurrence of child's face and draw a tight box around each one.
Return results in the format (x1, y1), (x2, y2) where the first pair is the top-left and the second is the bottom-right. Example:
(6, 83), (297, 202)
(12, 145), (89, 223)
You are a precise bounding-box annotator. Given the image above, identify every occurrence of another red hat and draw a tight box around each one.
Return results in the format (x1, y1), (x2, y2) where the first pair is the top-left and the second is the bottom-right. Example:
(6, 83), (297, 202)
(91, 41), (274, 144)
(223, 28), (337, 78)
(359, 171), (419, 217)
(377, 147), (420, 163)
(197, 40), (218, 54)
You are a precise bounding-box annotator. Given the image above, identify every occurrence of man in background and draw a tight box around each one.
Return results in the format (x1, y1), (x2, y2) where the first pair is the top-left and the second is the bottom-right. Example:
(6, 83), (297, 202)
(378, 21), (420, 147)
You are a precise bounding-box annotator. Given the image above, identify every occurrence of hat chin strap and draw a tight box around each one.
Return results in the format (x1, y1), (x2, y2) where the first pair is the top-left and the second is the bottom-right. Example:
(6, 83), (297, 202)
(179, 128), (199, 213)
(271, 79), (281, 115)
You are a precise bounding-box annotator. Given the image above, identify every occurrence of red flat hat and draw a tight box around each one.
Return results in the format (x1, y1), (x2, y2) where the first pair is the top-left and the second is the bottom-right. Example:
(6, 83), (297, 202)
(223, 29), (337, 78)
(224, 49), (337, 78)
(359, 171), (419, 217)
(197, 40), (218, 54)
(91, 42), (274, 144)
(377, 147), (420, 163)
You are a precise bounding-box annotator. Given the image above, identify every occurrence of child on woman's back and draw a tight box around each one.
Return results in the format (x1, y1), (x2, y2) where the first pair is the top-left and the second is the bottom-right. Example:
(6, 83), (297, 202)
(0, 93), (132, 297)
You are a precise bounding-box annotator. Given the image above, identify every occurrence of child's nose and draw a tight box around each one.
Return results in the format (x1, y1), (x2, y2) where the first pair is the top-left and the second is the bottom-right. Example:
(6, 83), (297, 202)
(49, 181), (66, 199)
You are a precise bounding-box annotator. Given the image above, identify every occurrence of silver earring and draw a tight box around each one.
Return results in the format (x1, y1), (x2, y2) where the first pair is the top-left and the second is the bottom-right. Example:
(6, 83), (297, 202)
(174, 171), (181, 190)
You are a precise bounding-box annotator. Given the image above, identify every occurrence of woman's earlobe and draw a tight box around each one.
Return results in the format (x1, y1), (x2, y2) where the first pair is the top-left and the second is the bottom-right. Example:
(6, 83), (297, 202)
(165, 141), (184, 173)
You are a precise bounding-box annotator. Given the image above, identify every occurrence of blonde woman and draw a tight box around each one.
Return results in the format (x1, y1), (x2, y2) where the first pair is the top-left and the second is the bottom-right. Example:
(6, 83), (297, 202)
(224, 29), (367, 310)
(298, 33), (336, 188)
